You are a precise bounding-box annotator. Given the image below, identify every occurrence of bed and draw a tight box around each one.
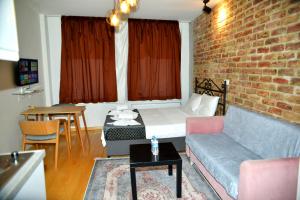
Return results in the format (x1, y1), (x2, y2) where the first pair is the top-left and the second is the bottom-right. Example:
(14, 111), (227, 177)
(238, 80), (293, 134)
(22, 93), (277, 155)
(102, 78), (227, 156)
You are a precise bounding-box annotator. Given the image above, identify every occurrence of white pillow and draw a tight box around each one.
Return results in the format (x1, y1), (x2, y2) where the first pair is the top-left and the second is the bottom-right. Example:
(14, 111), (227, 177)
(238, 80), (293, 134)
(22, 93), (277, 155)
(196, 94), (220, 116)
(181, 93), (202, 114)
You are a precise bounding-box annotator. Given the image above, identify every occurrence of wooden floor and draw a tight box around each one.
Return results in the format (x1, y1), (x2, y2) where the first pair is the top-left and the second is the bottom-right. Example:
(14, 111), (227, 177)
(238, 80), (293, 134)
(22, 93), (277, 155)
(42, 129), (106, 200)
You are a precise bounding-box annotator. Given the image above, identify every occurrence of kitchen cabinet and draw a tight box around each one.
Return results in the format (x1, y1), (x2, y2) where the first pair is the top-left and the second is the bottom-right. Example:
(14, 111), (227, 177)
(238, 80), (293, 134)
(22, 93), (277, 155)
(0, 0), (19, 61)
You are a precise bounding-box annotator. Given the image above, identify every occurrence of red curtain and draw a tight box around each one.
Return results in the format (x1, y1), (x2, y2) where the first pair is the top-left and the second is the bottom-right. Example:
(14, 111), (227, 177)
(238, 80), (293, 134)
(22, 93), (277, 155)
(127, 19), (181, 101)
(59, 16), (117, 103)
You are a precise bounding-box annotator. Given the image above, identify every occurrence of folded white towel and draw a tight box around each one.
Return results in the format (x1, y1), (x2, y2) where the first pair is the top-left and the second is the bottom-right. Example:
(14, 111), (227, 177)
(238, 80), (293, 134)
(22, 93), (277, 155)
(108, 119), (141, 126)
(118, 112), (138, 120)
(108, 110), (122, 116)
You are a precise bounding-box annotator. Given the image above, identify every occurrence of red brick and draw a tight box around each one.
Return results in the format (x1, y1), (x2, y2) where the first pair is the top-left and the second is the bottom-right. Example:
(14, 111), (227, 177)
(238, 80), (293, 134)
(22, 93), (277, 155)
(271, 28), (286, 36)
(193, 0), (299, 124)
(260, 76), (272, 82)
(257, 90), (269, 97)
(273, 77), (289, 84)
(277, 85), (294, 94)
(287, 95), (300, 104)
(277, 102), (292, 110)
(249, 75), (260, 81)
(268, 107), (282, 115)
(286, 42), (300, 50)
(291, 78), (300, 86)
(235, 98), (243, 104)
(253, 25), (265, 33)
(278, 53), (295, 60)
(262, 98), (276, 106)
(244, 100), (254, 107)
(263, 69), (277, 75)
(270, 44), (284, 52)
(270, 92), (285, 100)
(257, 47), (269, 53)
(265, 37), (279, 45)
(282, 111), (300, 123)
(287, 60), (300, 68)
(255, 10), (265, 18)
(288, 6), (300, 15)
(253, 40), (265, 47)
(258, 62), (271, 67)
(256, 31), (270, 39)
(287, 23), (300, 33)
(251, 55), (262, 61)
(278, 69), (295, 76)
(272, 11), (286, 20)
(246, 88), (256, 94)
(254, 103), (268, 112)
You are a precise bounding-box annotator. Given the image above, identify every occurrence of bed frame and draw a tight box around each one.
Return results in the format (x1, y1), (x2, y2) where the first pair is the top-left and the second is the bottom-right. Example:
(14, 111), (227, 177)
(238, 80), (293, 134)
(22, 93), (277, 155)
(194, 78), (227, 115)
(106, 78), (227, 156)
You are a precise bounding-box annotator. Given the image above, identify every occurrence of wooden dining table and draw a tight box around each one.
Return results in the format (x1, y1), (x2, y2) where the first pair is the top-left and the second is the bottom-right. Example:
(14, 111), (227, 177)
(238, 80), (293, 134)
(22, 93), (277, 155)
(21, 106), (89, 152)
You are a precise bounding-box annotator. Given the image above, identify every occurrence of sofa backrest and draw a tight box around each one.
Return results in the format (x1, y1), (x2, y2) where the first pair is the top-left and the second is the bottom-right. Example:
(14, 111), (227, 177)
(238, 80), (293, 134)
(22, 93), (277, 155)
(223, 105), (300, 159)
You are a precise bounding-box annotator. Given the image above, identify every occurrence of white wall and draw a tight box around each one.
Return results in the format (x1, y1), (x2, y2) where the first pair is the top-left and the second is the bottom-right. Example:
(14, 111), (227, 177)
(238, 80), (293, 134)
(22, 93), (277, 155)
(0, 0), (46, 153)
(41, 16), (192, 127)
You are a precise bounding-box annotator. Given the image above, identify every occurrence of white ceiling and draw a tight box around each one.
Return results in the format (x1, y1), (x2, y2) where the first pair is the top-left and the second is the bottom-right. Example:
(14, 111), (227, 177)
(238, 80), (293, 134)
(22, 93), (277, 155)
(31, 0), (220, 21)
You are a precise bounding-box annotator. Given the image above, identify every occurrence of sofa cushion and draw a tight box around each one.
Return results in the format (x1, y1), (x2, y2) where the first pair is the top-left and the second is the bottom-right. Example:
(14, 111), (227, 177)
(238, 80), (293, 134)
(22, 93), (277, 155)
(223, 106), (300, 159)
(186, 133), (261, 199)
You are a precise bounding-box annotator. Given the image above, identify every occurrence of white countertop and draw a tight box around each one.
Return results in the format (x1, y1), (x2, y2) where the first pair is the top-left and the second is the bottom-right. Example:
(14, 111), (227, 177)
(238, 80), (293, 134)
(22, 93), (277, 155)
(0, 150), (45, 199)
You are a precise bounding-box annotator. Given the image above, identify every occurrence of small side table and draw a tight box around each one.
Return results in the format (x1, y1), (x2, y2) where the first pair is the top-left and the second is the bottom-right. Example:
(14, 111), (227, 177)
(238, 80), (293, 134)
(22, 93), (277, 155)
(129, 142), (182, 200)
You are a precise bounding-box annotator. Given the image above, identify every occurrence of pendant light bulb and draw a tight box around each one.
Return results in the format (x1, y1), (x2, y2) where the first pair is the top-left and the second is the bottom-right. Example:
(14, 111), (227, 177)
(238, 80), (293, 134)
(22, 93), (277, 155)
(120, 0), (130, 14)
(110, 12), (120, 26)
(107, 9), (120, 27)
(126, 0), (138, 7)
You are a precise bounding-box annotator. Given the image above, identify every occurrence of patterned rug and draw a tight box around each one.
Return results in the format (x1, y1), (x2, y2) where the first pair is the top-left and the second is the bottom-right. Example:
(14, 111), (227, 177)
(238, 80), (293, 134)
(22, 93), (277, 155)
(84, 154), (219, 200)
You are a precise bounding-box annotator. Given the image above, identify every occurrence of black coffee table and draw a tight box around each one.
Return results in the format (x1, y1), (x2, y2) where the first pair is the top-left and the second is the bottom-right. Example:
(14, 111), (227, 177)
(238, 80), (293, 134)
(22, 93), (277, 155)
(129, 142), (182, 200)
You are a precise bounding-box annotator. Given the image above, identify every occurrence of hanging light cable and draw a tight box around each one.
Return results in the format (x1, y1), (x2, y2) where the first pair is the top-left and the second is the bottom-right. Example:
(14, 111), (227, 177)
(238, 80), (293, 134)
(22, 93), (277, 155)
(106, 0), (139, 27)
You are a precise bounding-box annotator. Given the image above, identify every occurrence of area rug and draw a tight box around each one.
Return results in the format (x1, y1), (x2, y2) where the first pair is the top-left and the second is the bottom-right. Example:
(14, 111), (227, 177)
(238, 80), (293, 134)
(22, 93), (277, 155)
(84, 154), (219, 200)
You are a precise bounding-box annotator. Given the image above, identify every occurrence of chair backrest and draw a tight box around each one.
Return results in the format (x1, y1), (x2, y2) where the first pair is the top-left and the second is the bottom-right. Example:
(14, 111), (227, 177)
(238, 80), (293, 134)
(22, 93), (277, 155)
(19, 120), (60, 136)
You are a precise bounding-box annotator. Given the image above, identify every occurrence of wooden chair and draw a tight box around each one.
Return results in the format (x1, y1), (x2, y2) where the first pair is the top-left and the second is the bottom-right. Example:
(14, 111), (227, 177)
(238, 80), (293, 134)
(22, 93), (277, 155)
(19, 120), (70, 169)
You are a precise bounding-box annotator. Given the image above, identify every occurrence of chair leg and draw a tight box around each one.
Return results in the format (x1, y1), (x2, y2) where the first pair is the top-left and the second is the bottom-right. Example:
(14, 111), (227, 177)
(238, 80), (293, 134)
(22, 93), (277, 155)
(64, 122), (71, 154)
(22, 142), (26, 151)
(67, 115), (72, 150)
(55, 139), (59, 169)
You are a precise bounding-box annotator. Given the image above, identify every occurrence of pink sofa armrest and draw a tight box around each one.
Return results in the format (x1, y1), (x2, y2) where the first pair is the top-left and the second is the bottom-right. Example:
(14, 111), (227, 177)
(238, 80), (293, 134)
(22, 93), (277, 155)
(186, 116), (224, 135)
(238, 158), (299, 200)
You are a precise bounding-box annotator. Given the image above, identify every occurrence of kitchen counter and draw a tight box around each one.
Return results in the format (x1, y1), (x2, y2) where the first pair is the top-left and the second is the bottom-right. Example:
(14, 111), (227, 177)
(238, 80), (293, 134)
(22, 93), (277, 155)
(0, 150), (46, 199)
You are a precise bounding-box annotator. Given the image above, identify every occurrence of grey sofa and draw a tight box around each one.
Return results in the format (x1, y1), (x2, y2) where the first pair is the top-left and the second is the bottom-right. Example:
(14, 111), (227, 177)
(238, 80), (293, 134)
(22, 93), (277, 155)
(186, 105), (300, 200)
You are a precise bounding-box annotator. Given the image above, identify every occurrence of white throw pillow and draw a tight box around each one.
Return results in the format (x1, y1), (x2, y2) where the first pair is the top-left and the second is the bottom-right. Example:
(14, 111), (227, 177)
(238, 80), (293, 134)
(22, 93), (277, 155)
(196, 94), (220, 116)
(182, 93), (202, 114)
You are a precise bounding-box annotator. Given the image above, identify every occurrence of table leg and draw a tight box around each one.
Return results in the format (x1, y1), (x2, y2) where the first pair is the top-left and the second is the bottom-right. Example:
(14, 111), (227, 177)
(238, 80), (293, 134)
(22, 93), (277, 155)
(74, 113), (85, 152)
(130, 167), (137, 200)
(168, 164), (173, 176)
(67, 114), (72, 150)
(81, 111), (90, 144)
(176, 161), (182, 198)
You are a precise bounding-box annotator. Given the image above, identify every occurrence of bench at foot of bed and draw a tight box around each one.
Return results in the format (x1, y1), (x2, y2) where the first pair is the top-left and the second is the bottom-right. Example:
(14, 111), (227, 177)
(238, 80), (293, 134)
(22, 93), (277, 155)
(106, 137), (186, 157)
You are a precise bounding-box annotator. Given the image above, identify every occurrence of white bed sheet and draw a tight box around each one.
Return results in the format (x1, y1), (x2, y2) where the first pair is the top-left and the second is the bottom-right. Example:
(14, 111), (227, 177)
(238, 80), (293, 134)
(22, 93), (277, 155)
(139, 107), (191, 139)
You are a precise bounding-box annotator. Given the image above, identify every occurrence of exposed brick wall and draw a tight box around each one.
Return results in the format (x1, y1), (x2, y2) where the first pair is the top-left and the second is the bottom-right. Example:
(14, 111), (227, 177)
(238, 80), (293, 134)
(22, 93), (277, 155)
(193, 0), (300, 124)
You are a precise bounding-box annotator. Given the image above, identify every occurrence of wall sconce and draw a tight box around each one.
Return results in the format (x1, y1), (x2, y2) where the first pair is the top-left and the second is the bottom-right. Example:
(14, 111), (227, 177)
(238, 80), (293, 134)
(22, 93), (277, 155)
(217, 6), (227, 27)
